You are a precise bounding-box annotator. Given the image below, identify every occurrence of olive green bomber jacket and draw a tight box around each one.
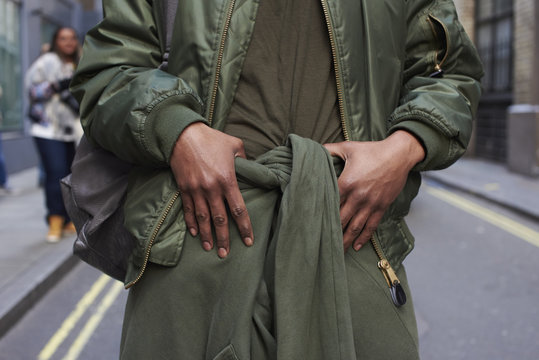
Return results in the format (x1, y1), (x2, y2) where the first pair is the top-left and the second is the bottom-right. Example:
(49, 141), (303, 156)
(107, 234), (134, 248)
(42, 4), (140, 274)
(71, 0), (483, 286)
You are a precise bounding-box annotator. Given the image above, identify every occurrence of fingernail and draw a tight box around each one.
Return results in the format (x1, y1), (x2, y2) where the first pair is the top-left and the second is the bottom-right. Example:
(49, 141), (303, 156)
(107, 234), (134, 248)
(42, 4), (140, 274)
(203, 242), (212, 251)
(218, 248), (228, 258)
(244, 237), (253, 246)
(354, 244), (362, 251)
(189, 228), (197, 236)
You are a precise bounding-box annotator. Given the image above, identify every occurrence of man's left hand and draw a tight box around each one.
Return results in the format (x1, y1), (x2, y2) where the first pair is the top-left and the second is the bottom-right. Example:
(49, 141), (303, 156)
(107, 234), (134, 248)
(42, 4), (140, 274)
(323, 130), (425, 252)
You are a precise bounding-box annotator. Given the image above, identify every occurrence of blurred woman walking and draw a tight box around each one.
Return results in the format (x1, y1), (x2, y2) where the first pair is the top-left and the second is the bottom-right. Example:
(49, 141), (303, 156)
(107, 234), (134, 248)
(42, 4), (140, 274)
(25, 27), (82, 242)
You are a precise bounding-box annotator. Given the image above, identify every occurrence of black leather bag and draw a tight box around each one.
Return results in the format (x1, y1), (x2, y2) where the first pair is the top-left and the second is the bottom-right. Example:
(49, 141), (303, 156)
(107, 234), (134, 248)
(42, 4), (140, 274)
(61, 0), (178, 282)
(61, 137), (134, 281)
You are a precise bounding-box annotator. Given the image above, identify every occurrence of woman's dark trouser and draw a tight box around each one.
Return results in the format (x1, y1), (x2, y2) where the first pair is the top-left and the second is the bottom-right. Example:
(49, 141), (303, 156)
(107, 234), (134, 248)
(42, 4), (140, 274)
(0, 137), (7, 186)
(33, 137), (76, 220)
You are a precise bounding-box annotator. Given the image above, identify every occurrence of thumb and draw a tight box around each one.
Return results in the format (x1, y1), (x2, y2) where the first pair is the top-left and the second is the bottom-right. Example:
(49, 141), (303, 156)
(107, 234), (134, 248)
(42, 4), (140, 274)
(233, 140), (247, 159)
(323, 142), (347, 159)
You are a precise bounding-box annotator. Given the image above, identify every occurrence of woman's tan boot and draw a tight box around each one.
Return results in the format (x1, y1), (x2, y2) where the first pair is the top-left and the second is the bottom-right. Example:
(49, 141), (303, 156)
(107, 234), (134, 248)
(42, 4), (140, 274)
(47, 215), (64, 243)
(63, 221), (77, 236)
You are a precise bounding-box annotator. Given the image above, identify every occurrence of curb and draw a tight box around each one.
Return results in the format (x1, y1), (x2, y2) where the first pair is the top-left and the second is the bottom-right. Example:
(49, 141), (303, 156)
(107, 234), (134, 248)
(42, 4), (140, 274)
(424, 173), (539, 222)
(0, 253), (80, 339)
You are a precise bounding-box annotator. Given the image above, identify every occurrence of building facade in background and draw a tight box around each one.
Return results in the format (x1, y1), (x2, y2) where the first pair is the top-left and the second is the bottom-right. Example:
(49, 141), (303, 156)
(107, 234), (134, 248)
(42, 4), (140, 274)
(1, 0), (538, 176)
(0, 0), (101, 173)
(455, 0), (539, 176)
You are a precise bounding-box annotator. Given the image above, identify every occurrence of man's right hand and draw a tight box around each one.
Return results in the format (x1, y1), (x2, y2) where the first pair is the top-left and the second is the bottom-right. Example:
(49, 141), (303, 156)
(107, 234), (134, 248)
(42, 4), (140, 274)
(170, 122), (253, 258)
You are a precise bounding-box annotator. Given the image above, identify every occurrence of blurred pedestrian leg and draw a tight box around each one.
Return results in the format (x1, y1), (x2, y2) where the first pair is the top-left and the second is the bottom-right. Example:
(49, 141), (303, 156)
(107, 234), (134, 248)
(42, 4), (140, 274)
(0, 135), (10, 194)
(33, 137), (76, 241)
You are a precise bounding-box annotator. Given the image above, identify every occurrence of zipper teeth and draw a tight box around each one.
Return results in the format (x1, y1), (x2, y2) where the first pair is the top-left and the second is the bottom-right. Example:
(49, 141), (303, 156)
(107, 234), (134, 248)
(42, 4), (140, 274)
(321, 0), (350, 142)
(370, 234), (386, 261)
(207, 0), (237, 125)
(125, 190), (181, 289)
(427, 14), (451, 70)
(426, 17), (441, 70)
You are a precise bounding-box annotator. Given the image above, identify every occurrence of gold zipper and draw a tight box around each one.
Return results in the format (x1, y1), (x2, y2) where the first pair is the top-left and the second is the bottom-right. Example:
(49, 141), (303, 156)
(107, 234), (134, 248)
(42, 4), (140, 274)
(320, 1), (404, 306)
(125, 190), (181, 289)
(126, 1), (236, 288)
(207, 0), (237, 125)
(426, 14), (451, 78)
(320, 0), (350, 141)
(371, 234), (407, 307)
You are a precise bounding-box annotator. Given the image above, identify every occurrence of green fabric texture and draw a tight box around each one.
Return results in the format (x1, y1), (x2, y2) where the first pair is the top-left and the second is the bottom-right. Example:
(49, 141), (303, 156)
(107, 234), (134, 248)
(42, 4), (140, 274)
(71, 0), (483, 276)
(120, 135), (419, 359)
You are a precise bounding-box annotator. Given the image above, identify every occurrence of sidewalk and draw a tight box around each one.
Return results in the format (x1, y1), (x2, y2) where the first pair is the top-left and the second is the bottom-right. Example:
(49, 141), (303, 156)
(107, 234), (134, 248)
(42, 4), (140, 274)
(425, 157), (539, 221)
(0, 168), (79, 338)
(0, 158), (538, 338)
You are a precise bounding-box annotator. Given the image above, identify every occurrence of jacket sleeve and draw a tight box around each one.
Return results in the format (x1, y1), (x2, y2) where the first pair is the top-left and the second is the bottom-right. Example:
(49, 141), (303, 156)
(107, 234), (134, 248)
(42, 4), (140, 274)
(25, 55), (55, 102)
(387, 0), (483, 171)
(70, 0), (207, 167)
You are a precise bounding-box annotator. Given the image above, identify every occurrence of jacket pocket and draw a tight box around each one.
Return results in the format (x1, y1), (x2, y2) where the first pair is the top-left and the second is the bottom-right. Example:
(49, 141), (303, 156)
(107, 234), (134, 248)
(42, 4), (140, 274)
(376, 217), (415, 271)
(213, 344), (240, 360)
(424, 0), (473, 77)
(426, 13), (450, 78)
(124, 167), (186, 268)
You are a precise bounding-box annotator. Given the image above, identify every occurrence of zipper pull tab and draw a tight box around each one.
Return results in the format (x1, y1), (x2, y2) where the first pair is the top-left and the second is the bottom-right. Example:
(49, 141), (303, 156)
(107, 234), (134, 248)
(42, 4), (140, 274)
(378, 259), (407, 307)
(429, 65), (444, 78)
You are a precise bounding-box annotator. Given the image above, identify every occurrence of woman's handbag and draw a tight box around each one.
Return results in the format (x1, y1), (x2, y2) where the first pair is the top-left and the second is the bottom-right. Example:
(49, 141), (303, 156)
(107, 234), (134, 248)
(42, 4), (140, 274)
(60, 0), (178, 282)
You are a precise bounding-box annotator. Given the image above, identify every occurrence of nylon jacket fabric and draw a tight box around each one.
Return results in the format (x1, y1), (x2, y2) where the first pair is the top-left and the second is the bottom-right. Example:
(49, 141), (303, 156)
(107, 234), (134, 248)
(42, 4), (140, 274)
(71, 0), (483, 286)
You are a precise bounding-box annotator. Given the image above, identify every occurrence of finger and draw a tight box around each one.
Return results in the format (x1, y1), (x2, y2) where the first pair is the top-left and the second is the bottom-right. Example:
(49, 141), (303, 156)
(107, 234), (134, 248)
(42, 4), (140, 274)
(192, 193), (213, 251)
(338, 195), (356, 230)
(224, 181), (253, 248)
(353, 212), (383, 251)
(343, 210), (369, 252)
(181, 192), (198, 237)
(338, 175), (365, 228)
(208, 195), (230, 259)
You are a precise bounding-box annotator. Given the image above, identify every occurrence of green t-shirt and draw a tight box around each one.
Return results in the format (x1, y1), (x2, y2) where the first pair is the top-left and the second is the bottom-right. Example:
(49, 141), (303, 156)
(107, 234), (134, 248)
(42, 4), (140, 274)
(224, 0), (345, 159)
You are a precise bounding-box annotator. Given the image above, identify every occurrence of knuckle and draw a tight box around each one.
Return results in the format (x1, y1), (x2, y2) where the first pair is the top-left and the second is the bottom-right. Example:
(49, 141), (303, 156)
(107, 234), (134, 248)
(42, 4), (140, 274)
(219, 175), (235, 189)
(339, 178), (354, 192)
(196, 212), (209, 222)
(230, 206), (247, 218)
(179, 183), (192, 193)
(233, 137), (245, 149)
(183, 204), (194, 215)
(201, 178), (218, 191)
(213, 215), (227, 227)
(349, 226), (363, 236)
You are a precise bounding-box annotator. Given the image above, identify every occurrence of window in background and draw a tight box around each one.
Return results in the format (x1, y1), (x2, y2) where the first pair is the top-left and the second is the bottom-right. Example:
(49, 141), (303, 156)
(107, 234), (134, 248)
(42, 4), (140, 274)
(0, 0), (23, 132)
(476, 0), (513, 95)
(474, 0), (514, 162)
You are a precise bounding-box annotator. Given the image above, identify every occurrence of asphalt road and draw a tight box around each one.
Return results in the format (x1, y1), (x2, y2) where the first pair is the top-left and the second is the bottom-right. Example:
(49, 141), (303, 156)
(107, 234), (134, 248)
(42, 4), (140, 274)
(0, 181), (538, 359)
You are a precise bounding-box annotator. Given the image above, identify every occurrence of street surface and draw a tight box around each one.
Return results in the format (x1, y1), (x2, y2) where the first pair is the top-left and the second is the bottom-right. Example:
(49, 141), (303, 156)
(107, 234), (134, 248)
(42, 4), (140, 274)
(0, 180), (538, 359)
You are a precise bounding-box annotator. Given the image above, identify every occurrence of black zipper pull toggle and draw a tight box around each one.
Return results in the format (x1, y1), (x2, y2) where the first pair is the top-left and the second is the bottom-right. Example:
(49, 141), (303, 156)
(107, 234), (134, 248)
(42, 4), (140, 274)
(378, 259), (407, 307)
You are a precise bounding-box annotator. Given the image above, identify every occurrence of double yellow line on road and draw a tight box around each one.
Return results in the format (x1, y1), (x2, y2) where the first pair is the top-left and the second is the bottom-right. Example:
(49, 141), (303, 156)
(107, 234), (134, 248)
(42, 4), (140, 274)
(426, 185), (539, 248)
(36, 184), (538, 359)
(38, 275), (124, 360)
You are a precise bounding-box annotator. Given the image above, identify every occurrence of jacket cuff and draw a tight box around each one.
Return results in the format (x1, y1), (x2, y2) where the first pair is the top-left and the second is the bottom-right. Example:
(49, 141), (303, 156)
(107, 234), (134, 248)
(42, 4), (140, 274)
(144, 94), (208, 165)
(388, 120), (451, 172)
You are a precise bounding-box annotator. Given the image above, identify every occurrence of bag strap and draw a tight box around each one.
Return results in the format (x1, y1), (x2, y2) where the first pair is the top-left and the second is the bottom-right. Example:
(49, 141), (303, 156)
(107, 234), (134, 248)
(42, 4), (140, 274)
(158, 0), (179, 71)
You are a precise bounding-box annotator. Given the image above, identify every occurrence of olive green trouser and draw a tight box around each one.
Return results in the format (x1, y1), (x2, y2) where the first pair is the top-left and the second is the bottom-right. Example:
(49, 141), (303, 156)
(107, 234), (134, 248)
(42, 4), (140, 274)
(120, 137), (419, 359)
